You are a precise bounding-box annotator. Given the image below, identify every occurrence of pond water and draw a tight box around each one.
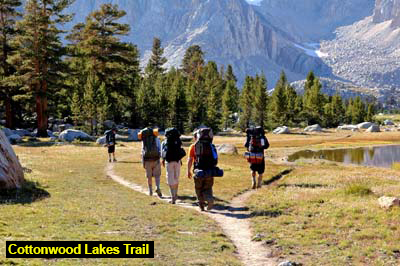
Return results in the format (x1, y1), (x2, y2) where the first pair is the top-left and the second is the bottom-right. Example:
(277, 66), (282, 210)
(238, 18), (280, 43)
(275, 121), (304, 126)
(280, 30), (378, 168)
(288, 145), (400, 169)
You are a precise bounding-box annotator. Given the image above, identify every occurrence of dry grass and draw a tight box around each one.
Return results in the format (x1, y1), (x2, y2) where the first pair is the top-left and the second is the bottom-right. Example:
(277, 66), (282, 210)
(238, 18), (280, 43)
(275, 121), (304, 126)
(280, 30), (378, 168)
(0, 144), (241, 265)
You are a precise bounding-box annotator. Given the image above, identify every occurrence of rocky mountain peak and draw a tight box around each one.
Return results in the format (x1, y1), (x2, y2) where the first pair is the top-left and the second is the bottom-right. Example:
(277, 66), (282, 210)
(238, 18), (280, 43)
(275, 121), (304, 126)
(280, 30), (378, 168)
(373, 0), (400, 28)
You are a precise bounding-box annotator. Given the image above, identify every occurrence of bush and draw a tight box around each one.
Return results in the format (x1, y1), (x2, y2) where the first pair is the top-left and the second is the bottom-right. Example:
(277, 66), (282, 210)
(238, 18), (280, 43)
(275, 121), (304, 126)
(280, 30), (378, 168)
(344, 184), (373, 196)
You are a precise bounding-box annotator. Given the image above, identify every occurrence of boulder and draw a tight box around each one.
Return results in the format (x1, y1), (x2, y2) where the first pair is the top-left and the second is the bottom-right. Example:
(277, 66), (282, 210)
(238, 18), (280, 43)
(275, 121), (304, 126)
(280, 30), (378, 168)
(96, 136), (107, 145)
(14, 129), (32, 137)
(338, 125), (358, 131)
(0, 130), (25, 189)
(378, 196), (400, 209)
(50, 137), (58, 142)
(366, 125), (380, 132)
(127, 129), (140, 141)
(31, 129), (56, 137)
(216, 144), (238, 155)
(7, 134), (23, 144)
(59, 129), (93, 142)
(273, 126), (290, 134)
(1, 127), (13, 137)
(304, 124), (322, 132)
(357, 122), (375, 129)
(384, 120), (395, 126)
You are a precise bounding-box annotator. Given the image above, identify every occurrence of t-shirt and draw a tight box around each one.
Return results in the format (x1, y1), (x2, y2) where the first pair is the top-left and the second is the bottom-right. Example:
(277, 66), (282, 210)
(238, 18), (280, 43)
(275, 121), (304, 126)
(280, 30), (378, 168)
(188, 144), (196, 160)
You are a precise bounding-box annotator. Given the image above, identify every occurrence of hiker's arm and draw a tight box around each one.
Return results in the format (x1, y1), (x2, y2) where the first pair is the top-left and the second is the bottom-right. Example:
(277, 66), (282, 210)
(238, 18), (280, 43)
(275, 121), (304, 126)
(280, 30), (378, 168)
(187, 157), (193, 179)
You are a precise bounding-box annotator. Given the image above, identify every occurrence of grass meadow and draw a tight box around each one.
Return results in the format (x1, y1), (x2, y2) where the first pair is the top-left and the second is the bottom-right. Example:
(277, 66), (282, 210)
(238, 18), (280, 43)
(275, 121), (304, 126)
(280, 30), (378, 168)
(1, 130), (400, 265)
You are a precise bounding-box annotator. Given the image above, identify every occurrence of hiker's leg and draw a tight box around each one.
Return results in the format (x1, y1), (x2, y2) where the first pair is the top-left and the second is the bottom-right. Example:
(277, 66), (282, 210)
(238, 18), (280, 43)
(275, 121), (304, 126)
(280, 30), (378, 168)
(194, 178), (205, 210)
(154, 160), (162, 197)
(257, 174), (263, 188)
(257, 161), (265, 188)
(174, 162), (181, 199)
(112, 152), (116, 161)
(203, 177), (214, 210)
(144, 161), (153, 195)
(251, 171), (257, 189)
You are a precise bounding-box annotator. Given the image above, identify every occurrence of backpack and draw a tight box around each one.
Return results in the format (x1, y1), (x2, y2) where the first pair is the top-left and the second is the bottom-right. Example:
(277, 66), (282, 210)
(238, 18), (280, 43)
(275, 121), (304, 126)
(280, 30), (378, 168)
(194, 128), (218, 170)
(163, 128), (186, 162)
(141, 128), (160, 161)
(105, 130), (115, 146)
(246, 127), (269, 153)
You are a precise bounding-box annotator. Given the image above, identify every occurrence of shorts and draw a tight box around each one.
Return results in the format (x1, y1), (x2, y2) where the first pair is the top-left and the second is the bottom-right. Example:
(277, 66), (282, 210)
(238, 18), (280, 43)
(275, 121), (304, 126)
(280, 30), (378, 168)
(166, 161), (181, 186)
(144, 160), (161, 178)
(108, 145), (115, 153)
(250, 160), (265, 175)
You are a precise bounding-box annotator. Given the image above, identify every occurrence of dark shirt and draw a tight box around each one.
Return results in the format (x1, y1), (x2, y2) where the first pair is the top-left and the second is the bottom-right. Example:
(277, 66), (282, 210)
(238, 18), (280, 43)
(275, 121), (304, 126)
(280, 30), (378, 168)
(105, 130), (116, 146)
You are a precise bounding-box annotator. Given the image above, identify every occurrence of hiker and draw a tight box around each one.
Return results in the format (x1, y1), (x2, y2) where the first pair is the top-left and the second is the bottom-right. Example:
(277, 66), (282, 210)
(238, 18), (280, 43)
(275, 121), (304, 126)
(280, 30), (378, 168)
(161, 128), (186, 204)
(105, 128), (117, 163)
(244, 126), (270, 189)
(139, 128), (162, 197)
(187, 128), (222, 211)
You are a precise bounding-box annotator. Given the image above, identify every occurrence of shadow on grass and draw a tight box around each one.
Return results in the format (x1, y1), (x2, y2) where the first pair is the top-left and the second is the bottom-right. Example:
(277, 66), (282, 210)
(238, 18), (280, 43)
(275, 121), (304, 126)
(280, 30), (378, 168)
(263, 168), (294, 186)
(249, 209), (283, 218)
(17, 142), (58, 147)
(0, 181), (50, 205)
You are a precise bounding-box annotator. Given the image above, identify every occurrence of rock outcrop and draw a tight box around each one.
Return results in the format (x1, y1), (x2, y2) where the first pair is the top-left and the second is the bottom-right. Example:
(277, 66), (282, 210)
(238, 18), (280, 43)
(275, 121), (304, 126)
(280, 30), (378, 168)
(304, 124), (322, 132)
(367, 125), (381, 132)
(59, 129), (93, 142)
(273, 126), (290, 134)
(216, 144), (238, 155)
(373, 0), (400, 28)
(378, 196), (400, 209)
(0, 130), (25, 189)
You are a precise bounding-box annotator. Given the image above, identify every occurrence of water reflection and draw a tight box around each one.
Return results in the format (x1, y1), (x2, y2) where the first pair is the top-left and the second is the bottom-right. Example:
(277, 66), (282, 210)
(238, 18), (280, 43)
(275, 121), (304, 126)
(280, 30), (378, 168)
(288, 145), (400, 168)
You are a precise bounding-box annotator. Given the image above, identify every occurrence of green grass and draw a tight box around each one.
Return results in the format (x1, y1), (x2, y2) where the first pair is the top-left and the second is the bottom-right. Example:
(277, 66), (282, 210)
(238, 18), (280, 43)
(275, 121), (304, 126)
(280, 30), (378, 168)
(246, 164), (400, 265)
(0, 145), (241, 265)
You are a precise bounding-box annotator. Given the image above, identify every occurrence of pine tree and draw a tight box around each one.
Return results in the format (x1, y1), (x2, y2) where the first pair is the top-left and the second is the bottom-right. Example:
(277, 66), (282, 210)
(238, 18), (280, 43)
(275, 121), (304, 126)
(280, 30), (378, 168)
(67, 4), (135, 124)
(285, 85), (297, 126)
(145, 37), (167, 78)
(351, 96), (366, 124)
(270, 71), (288, 127)
(366, 102), (376, 122)
(303, 77), (324, 125)
(221, 79), (239, 129)
(182, 45), (204, 79)
(10, 0), (73, 136)
(0, 0), (21, 129)
(206, 86), (221, 132)
(224, 64), (237, 83)
(170, 75), (188, 133)
(253, 74), (268, 128)
(239, 76), (254, 130)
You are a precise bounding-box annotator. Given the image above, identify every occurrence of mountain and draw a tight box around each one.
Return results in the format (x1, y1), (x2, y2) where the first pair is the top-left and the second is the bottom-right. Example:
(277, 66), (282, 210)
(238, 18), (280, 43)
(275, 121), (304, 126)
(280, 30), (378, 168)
(373, 0), (400, 28)
(18, 0), (400, 93)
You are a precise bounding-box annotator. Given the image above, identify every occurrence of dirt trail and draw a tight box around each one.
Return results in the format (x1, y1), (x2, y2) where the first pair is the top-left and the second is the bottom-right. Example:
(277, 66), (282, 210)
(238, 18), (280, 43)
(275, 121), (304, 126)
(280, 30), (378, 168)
(106, 162), (287, 266)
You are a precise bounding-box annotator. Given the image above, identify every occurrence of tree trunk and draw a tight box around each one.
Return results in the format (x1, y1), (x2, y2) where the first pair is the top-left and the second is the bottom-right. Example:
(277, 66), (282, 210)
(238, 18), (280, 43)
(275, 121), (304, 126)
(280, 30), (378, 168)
(5, 95), (14, 129)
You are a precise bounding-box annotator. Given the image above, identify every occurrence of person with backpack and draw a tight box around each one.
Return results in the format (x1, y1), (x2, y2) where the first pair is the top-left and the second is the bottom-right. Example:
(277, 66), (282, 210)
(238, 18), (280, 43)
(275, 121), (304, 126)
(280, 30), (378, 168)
(105, 128), (117, 163)
(161, 128), (186, 204)
(187, 128), (221, 211)
(244, 126), (270, 189)
(139, 128), (162, 197)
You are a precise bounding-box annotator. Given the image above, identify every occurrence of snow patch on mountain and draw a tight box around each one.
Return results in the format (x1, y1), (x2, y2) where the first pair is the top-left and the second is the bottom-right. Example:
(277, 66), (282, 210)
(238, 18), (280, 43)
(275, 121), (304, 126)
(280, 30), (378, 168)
(294, 43), (328, 58)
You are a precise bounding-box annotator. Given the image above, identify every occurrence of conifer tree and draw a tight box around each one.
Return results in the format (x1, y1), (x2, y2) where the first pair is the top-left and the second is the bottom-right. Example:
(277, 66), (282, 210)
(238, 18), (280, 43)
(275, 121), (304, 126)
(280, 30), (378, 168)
(303, 77), (324, 125)
(285, 85), (297, 126)
(270, 71), (288, 127)
(225, 64), (237, 83)
(170, 75), (188, 133)
(253, 74), (268, 128)
(182, 45), (204, 79)
(10, 0), (73, 136)
(206, 86), (221, 132)
(67, 4), (136, 125)
(145, 37), (167, 78)
(239, 76), (255, 130)
(221, 79), (239, 129)
(0, 0), (21, 129)
(366, 102), (376, 122)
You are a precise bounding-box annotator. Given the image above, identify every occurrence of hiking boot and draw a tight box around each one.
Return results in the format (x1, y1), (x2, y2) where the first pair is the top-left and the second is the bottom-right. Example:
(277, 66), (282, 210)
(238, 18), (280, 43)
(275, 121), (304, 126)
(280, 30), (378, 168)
(252, 183), (256, 190)
(207, 201), (214, 211)
(199, 203), (205, 211)
(257, 184), (262, 189)
(109, 158), (112, 163)
(113, 158), (117, 162)
(156, 189), (162, 198)
(149, 190), (153, 196)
